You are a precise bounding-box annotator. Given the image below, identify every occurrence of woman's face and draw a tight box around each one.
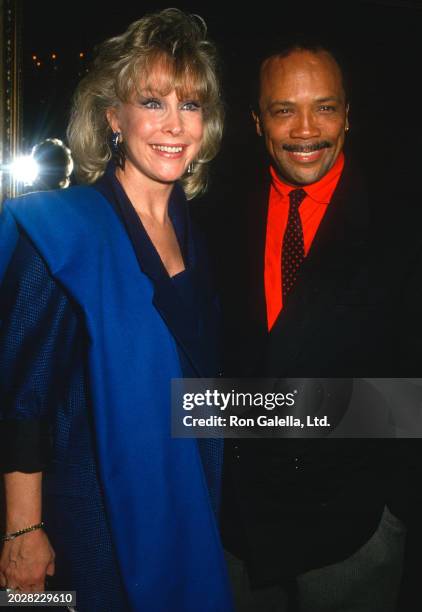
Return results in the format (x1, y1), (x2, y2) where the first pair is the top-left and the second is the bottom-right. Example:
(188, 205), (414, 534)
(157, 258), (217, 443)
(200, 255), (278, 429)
(107, 73), (204, 190)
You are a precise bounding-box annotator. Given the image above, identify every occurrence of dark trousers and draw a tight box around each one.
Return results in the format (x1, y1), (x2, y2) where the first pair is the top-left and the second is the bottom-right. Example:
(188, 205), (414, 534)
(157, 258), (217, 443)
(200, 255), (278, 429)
(225, 506), (406, 612)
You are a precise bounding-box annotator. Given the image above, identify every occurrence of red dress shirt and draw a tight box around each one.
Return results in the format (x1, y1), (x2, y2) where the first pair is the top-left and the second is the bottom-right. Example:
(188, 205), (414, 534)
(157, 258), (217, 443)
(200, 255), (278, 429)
(265, 153), (345, 330)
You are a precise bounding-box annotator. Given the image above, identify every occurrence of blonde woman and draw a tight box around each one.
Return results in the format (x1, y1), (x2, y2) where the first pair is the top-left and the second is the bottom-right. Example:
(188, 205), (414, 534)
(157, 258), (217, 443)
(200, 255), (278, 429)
(0, 9), (232, 612)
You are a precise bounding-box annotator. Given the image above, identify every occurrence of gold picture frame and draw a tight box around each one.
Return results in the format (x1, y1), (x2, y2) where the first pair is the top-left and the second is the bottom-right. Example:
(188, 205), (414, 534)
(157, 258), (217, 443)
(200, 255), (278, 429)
(0, 0), (22, 204)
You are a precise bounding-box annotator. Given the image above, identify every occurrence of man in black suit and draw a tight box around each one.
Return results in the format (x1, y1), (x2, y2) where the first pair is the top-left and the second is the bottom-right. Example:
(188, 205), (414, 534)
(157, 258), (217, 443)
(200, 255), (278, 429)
(221, 42), (413, 612)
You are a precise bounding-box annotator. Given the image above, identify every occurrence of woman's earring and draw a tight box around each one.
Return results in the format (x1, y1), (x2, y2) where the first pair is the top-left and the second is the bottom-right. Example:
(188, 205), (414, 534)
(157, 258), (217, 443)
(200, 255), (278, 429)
(111, 131), (125, 169)
(187, 162), (194, 175)
(111, 131), (121, 151)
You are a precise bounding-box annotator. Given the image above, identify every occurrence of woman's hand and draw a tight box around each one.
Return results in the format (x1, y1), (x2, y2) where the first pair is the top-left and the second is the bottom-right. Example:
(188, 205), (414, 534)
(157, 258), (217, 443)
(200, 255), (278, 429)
(1, 471), (54, 591)
(0, 529), (55, 592)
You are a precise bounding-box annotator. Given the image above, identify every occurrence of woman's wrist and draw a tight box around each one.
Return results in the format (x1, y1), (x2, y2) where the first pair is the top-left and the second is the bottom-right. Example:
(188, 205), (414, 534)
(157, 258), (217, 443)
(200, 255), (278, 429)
(2, 522), (45, 542)
(5, 513), (42, 533)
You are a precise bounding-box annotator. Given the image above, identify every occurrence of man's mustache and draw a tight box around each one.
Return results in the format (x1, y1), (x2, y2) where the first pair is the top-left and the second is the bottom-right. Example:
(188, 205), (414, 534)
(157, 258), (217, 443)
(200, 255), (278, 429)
(282, 141), (332, 153)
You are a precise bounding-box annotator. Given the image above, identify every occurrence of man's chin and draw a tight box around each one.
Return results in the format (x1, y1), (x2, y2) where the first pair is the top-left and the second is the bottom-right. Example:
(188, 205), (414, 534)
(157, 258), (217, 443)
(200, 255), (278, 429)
(277, 165), (326, 186)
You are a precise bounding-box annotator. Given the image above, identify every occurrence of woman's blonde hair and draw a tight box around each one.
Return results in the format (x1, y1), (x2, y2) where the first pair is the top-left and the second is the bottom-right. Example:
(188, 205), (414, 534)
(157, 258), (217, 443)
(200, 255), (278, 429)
(67, 8), (224, 199)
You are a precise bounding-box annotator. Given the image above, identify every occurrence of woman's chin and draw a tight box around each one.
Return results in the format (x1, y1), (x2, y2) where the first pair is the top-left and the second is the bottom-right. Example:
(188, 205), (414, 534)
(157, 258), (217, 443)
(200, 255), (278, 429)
(153, 170), (189, 185)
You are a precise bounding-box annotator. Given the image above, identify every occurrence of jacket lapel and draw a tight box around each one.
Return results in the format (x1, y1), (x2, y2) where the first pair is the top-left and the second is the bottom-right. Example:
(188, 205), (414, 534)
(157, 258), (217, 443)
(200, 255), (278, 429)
(266, 160), (369, 372)
(96, 169), (218, 377)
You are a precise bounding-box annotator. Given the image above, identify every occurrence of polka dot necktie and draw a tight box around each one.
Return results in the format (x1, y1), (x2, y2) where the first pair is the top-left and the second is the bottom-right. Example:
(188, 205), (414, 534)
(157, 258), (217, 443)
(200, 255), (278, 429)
(282, 188), (307, 301)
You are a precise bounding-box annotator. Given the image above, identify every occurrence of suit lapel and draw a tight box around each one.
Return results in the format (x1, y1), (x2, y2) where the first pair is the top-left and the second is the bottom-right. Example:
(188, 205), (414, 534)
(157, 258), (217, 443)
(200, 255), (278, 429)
(266, 160), (369, 373)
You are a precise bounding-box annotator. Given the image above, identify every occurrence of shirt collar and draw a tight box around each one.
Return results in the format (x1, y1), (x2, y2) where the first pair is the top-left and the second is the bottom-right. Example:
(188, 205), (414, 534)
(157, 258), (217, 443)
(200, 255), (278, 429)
(270, 152), (345, 205)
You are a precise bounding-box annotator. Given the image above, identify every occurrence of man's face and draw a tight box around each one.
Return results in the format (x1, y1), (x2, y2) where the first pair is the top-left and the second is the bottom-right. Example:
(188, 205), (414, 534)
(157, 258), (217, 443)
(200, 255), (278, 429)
(254, 50), (349, 186)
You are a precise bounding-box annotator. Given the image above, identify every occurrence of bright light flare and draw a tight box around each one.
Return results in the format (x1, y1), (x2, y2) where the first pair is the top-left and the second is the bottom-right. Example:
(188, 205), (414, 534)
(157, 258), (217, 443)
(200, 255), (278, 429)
(9, 156), (40, 185)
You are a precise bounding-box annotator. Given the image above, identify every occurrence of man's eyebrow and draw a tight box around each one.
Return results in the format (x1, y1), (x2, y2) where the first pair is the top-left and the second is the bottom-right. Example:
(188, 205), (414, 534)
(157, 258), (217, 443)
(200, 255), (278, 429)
(268, 100), (293, 107)
(315, 96), (342, 103)
(267, 96), (343, 109)
(266, 100), (294, 110)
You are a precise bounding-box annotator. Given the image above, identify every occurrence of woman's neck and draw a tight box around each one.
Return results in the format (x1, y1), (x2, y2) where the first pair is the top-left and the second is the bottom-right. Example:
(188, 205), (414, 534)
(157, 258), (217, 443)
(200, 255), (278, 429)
(115, 165), (174, 225)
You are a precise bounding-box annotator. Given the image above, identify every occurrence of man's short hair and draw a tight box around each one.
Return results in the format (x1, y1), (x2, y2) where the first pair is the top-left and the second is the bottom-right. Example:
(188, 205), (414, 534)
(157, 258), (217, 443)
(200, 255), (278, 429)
(251, 33), (350, 112)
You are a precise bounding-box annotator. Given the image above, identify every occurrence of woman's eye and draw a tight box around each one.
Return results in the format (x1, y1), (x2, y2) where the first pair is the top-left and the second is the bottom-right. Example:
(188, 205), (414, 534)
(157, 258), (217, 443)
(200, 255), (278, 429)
(141, 99), (162, 109)
(182, 101), (201, 111)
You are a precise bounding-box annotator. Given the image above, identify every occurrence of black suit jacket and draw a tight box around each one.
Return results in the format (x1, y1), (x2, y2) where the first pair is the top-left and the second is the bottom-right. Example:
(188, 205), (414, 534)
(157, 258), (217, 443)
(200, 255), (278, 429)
(220, 157), (421, 585)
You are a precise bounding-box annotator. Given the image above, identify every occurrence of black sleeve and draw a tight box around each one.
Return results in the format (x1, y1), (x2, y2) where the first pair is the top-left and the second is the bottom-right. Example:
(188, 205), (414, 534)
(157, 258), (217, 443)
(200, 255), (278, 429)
(0, 231), (79, 472)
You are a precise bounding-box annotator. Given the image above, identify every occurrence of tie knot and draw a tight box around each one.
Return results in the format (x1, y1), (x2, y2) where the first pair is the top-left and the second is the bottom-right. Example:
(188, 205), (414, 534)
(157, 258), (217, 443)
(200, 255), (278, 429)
(289, 188), (307, 209)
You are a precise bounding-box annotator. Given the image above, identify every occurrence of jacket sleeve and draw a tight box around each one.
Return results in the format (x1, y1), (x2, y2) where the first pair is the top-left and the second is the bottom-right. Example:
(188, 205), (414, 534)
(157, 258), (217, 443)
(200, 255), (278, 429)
(0, 230), (80, 473)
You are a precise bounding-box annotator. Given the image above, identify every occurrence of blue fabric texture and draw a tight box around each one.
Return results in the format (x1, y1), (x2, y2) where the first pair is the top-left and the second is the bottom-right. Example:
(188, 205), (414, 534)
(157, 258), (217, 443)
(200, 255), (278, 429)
(95, 164), (225, 515)
(0, 231), (128, 611)
(0, 187), (233, 612)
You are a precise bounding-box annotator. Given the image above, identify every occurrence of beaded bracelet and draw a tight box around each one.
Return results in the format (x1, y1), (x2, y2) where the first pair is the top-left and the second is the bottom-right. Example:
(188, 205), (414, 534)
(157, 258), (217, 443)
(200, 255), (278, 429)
(1, 522), (45, 542)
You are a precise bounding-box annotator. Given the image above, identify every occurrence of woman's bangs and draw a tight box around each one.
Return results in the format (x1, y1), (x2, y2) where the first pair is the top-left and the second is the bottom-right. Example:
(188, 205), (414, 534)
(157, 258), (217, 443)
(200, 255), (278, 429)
(174, 61), (209, 104)
(132, 52), (209, 103)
